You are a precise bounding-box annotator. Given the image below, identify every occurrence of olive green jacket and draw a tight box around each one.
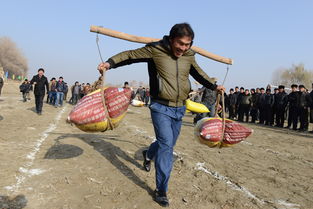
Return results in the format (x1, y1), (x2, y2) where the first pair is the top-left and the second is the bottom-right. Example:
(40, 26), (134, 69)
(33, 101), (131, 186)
(107, 36), (217, 107)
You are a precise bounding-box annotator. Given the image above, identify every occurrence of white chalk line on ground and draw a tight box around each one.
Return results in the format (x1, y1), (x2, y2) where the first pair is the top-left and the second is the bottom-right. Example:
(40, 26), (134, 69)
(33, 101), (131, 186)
(4, 106), (67, 193)
(240, 141), (313, 167)
(195, 163), (301, 209)
(276, 200), (300, 209)
(195, 162), (265, 205)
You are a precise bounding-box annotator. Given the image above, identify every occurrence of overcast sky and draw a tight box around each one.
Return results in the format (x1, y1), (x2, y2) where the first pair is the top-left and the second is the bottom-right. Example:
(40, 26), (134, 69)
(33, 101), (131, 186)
(1, 0), (312, 90)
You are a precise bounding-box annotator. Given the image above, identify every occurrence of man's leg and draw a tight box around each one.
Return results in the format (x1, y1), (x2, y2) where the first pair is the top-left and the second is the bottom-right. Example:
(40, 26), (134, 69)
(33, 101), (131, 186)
(59, 92), (64, 106)
(34, 95), (40, 113)
(37, 94), (44, 114)
(147, 111), (182, 192)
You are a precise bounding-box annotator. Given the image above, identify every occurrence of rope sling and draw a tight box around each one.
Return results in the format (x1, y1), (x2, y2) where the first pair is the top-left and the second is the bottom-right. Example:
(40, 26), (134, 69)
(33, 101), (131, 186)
(96, 33), (114, 130)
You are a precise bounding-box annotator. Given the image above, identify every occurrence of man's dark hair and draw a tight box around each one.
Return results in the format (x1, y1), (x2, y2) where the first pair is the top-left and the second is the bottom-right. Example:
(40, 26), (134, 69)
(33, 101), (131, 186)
(169, 23), (194, 40)
(59, 76), (63, 79)
(240, 87), (244, 90)
(124, 81), (129, 85)
(38, 68), (44, 72)
(291, 84), (298, 88)
(235, 86), (239, 89)
(230, 88), (234, 91)
(260, 88), (265, 90)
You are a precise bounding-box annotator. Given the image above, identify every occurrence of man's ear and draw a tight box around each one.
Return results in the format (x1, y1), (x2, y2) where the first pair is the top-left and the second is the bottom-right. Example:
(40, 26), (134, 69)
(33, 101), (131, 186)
(190, 41), (193, 47)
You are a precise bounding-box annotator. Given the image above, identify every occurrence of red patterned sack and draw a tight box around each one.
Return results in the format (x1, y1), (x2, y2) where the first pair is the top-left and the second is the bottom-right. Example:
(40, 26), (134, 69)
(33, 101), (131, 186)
(68, 87), (131, 132)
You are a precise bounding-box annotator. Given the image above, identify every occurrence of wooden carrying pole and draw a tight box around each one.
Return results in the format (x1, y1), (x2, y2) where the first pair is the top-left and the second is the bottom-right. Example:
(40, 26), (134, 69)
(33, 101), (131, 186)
(90, 26), (233, 65)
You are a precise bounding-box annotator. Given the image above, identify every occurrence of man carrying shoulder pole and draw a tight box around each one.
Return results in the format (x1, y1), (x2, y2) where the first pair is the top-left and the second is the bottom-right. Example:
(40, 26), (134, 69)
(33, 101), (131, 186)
(98, 23), (225, 207)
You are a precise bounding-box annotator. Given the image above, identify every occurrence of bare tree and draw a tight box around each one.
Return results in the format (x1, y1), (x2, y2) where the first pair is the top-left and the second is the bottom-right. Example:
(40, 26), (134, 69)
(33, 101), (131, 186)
(0, 37), (28, 77)
(272, 64), (313, 88)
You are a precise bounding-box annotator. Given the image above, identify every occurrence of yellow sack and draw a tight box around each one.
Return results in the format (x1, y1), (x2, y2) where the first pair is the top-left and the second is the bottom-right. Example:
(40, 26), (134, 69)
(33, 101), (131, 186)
(186, 99), (210, 113)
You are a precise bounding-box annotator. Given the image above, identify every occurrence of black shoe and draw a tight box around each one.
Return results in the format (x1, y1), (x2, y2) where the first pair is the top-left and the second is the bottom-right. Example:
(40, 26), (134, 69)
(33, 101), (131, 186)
(154, 190), (169, 207)
(142, 150), (151, 172)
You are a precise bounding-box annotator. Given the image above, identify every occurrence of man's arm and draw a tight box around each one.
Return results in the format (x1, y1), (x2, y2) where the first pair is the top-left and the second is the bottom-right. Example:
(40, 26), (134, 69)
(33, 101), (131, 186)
(45, 78), (49, 92)
(108, 45), (154, 68)
(98, 45), (154, 73)
(30, 76), (36, 85)
(190, 57), (225, 92)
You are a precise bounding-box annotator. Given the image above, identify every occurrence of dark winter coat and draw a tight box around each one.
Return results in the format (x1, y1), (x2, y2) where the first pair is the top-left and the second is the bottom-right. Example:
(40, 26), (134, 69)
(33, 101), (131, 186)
(30, 75), (49, 95)
(298, 91), (312, 108)
(288, 91), (299, 108)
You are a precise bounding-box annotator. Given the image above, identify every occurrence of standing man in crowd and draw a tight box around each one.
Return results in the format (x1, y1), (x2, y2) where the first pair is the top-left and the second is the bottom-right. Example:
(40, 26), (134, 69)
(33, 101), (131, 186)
(30, 68), (49, 115)
(264, 88), (275, 126)
(274, 85), (288, 127)
(286, 84), (299, 130)
(250, 88), (259, 123)
(258, 88), (266, 124)
(228, 88), (237, 120)
(145, 88), (150, 106)
(97, 23), (225, 207)
(238, 89), (251, 122)
(70, 81), (81, 105)
(55, 76), (66, 107)
(298, 85), (312, 131)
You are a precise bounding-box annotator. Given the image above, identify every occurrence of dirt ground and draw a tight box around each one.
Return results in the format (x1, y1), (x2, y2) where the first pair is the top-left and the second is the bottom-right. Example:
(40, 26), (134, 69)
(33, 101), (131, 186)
(0, 81), (312, 209)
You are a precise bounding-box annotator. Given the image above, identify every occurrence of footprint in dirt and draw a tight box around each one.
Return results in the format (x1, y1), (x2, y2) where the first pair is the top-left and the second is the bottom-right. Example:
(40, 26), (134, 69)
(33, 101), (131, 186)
(0, 195), (27, 209)
(0, 115), (3, 121)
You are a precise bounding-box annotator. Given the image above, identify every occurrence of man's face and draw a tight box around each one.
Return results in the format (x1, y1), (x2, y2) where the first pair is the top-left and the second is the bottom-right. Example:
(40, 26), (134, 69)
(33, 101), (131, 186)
(261, 90), (265, 94)
(278, 88), (284, 93)
(300, 87), (305, 92)
(59, 78), (63, 82)
(240, 89), (244, 93)
(235, 88), (239, 92)
(292, 87), (297, 92)
(38, 70), (44, 76)
(170, 36), (192, 57)
(245, 90), (249, 95)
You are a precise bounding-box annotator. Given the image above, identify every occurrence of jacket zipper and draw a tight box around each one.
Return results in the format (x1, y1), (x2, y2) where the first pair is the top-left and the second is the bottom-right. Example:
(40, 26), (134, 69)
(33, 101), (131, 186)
(176, 60), (179, 106)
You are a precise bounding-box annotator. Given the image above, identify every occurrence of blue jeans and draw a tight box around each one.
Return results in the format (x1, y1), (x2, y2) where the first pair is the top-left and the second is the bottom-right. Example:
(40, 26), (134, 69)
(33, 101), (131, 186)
(48, 91), (56, 105)
(55, 92), (64, 106)
(147, 101), (186, 192)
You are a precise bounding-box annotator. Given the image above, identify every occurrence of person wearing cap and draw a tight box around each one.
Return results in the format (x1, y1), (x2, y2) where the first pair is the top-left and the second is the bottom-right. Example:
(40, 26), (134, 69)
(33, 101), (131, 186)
(298, 85), (312, 131)
(236, 87), (245, 120)
(228, 88), (237, 120)
(233, 86), (240, 119)
(272, 88), (279, 125)
(238, 89), (252, 122)
(286, 84), (299, 130)
(257, 88), (266, 124)
(264, 88), (275, 126)
(250, 88), (258, 123)
(274, 85), (288, 127)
